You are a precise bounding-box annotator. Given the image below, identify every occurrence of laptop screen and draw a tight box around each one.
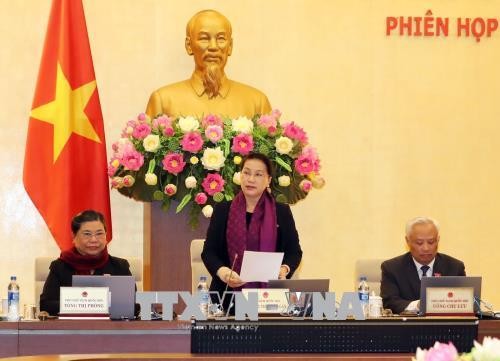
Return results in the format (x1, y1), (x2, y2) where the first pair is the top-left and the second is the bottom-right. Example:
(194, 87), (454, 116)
(267, 279), (330, 292)
(420, 276), (481, 315)
(72, 275), (136, 320)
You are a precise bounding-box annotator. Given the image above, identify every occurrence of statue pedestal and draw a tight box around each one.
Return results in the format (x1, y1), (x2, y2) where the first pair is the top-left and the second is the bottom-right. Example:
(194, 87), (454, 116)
(143, 202), (209, 294)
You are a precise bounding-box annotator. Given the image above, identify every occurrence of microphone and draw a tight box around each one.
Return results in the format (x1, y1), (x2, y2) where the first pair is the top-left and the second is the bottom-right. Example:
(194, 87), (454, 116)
(221, 253), (238, 314)
(224, 253), (238, 294)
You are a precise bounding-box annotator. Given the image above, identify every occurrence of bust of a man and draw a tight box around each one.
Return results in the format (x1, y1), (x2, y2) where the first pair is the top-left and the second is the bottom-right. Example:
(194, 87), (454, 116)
(146, 10), (271, 118)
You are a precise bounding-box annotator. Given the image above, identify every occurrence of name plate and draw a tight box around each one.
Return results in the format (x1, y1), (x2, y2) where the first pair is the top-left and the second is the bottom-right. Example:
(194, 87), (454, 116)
(242, 288), (289, 313)
(426, 287), (474, 315)
(60, 287), (109, 315)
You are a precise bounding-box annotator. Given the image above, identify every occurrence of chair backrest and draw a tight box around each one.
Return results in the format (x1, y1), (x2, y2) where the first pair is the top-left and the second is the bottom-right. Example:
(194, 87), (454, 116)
(190, 239), (212, 293)
(34, 256), (143, 307)
(354, 259), (384, 296)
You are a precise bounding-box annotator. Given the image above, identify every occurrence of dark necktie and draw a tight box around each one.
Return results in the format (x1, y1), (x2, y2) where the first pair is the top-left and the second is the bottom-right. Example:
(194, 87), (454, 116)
(421, 265), (430, 277)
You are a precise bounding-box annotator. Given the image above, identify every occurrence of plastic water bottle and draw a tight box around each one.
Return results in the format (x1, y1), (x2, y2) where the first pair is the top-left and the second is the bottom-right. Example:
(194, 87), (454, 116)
(358, 276), (369, 318)
(197, 275), (210, 318)
(7, 276), (20, 322)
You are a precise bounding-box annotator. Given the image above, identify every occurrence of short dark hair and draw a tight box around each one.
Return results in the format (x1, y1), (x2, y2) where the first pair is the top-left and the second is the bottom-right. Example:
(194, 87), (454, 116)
(71, 210), (106, 235)
(241, 153), (274, 177)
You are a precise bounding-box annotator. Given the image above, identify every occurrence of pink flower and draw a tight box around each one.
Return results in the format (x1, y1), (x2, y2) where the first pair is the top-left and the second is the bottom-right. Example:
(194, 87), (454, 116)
(162, 153), (186, 175)
(194, 192), (208, 205)
(137, 113), (148, 122)
(107, 164), (117, 177)
(202, 114), (223, 128)
(120, 147), (144, 171)
(424, 342), (458, 361)
(283, 122), (308, 145)
(231, 133), (254, 155)
(202, 173), (225, 196)
(257, 114), (277, 131)
(205, 125), (223, 143)
(164, 184), (177, 196)
(132, 123), (151, 140)
(271, 109), (282, 120)
(294, 153), (316, 175)
(152, 115), (172, 130)
(163, 126), (174, 137)
(302, 146), (321, 173)
(300, 179), (313, 193)
(181, 131), (204, 153)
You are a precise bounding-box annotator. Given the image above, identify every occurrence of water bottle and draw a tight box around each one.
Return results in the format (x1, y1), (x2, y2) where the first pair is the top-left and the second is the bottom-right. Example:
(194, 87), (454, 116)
(7, 276), (20, 322)
(358, 276), (369, 318)
(197, 275), (210, 318)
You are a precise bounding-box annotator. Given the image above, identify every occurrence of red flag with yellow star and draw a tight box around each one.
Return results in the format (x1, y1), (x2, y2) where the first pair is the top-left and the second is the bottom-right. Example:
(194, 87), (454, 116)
(24, 0), (112, 250)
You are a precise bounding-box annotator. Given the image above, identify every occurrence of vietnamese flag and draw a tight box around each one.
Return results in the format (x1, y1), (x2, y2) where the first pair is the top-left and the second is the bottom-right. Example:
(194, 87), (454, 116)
(24, 0), (112, 250)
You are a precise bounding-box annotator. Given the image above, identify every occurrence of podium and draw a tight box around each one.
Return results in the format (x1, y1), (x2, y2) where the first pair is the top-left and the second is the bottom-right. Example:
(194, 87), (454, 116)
(191, 317), (478, 353)
(143, 202), (209, 297)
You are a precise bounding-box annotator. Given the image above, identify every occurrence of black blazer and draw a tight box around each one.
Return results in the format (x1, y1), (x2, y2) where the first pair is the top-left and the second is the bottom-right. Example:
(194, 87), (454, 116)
(380, 252), (466, 314)
(201, 201), (303, 296)
(39, 256), (132, 316)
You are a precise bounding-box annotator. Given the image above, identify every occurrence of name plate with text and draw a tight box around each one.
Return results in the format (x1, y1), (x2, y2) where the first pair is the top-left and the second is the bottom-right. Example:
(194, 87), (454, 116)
(426, 287), (474, 315)
(242, 288), (289, 313)
(60, 287), (109, 315)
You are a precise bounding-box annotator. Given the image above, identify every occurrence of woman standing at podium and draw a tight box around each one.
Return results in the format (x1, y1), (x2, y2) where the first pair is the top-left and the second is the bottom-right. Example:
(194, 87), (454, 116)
(39, 210), (133, 316)
(201, 153), (303, 298)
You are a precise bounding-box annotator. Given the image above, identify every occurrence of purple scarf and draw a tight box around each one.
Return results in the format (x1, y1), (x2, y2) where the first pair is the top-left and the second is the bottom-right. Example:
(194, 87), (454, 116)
(226, 191), (277, 289)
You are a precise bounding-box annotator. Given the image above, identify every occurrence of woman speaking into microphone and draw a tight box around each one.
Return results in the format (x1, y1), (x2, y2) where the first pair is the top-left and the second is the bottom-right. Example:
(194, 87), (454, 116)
(201, 153), (303, 301)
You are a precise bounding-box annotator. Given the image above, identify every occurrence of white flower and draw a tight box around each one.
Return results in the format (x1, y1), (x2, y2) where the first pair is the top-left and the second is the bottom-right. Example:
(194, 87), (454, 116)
(126, 126), (134, 135)
(275, 136), (293, 155)
(201, 147), (226, 171)
(178, 116), (199, 133)
(231, 116), (253, 134)
(278, 175), (291, 187)
(232, 172), (241, 185)
(144, 173), (157, 185)
(202, 205), (213, 218)
(185, 176), (197, 189)
(143, 134), (160, 152)
(413, 347), (426, 361)
(472, 336), (500, 361)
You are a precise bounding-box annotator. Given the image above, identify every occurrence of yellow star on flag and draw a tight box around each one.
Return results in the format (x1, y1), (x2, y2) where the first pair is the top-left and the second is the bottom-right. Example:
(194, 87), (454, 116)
(30, 62), (101, 162)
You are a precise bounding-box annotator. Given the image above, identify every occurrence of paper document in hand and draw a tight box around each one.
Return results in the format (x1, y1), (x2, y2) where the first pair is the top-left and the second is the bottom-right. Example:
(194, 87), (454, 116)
(239, 251), (284, 282)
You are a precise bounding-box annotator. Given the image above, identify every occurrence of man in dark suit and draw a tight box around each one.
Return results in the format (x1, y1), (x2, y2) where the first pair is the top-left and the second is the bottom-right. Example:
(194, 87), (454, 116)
(380, 217), (466, 314)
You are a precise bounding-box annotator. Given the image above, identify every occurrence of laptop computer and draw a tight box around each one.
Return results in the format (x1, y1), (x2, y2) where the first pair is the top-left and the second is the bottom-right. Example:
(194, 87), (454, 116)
(267, 279), (330, 316)
(72, 275), (136, 320)
(420, 276), (481, 315)
(268, 279), (330, 292)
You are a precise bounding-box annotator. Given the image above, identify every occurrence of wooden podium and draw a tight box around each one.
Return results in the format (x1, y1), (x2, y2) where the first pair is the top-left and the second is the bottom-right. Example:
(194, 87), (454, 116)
(143, 202), (210, 293)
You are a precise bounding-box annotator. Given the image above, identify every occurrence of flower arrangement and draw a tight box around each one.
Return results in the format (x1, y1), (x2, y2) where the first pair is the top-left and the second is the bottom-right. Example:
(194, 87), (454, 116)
(413, 337), (500, 361)
(108, 110), (325, 227)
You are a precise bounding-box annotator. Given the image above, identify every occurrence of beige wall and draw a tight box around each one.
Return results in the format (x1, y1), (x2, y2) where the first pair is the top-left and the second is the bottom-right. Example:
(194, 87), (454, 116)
(1, 0), (499, 310)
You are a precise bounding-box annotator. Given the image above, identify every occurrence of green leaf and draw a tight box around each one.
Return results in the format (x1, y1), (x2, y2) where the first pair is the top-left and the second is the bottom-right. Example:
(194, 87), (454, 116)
(275, 156), (292, 172)
(176, 193), (192, 213)
(222, 138), (230, 156)
(161, 199), (171, 212)
(147, 159), (156, 173)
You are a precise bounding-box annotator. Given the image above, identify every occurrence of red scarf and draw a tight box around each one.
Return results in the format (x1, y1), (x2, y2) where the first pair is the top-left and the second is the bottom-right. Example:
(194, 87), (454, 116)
(59, 246), (110, 275)
(226, 191), (277, 279)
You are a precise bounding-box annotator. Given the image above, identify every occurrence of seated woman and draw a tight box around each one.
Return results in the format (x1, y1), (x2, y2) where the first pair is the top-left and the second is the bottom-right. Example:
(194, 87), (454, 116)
(201, 153), (303, 301)
(39, 210), (133, 316)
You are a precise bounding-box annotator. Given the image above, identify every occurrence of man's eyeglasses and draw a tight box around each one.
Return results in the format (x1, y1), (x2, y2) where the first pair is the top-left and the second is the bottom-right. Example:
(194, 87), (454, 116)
(80, 231), (106, 240)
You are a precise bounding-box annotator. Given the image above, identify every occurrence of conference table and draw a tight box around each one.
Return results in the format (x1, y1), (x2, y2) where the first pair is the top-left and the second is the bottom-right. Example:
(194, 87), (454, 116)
(0, 318), (498, 360)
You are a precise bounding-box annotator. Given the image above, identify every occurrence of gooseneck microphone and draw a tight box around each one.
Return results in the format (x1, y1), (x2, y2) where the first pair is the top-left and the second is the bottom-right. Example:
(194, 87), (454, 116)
(224, 253), (239, 294)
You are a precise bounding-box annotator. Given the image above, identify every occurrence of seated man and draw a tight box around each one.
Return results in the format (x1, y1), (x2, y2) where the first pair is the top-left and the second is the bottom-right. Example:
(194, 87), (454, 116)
(380, 216), (465, 314)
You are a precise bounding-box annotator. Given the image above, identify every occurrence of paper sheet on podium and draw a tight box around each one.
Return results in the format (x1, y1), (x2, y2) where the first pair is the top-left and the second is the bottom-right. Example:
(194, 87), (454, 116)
(239, 251), (284, 282)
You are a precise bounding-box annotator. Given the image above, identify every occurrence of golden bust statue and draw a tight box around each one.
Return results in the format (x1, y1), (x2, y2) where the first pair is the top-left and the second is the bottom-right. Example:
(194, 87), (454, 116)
(146, 10), (272, 118)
